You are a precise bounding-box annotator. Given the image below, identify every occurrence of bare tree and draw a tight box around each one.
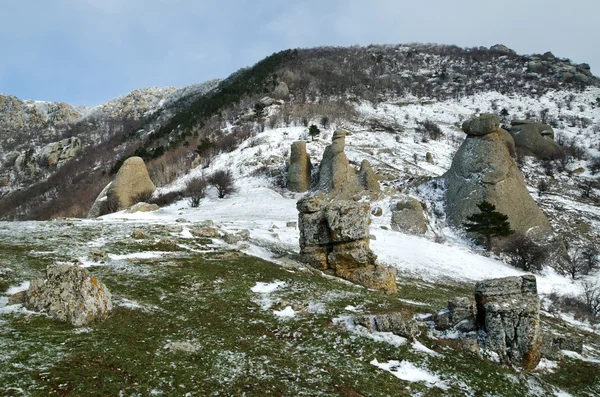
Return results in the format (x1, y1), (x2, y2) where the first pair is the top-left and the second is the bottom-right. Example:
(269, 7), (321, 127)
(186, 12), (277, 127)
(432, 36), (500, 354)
(209, 170), (237, 199)
(581, 281), (600, 318)
(186, 177), (207, 207)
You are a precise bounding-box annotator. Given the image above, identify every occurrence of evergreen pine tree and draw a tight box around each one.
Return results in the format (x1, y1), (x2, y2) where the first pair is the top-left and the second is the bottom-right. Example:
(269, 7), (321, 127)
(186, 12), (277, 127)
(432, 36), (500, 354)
(463, 201), (513, 251)
(308, 124), (321, 141)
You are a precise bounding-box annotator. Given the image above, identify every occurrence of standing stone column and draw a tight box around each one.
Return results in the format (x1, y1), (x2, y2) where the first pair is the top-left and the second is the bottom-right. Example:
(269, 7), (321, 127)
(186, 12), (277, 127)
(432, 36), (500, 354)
(287, 141), (312, 192)
(475, 275), (542, 370)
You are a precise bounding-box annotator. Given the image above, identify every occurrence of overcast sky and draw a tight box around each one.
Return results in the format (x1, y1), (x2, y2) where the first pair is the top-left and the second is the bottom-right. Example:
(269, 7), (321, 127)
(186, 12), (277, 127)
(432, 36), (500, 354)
(1, 0), (598, 106)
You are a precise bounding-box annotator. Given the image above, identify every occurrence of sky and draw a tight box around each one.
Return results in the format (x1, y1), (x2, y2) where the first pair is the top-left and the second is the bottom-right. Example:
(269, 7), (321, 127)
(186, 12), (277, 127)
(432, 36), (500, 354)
(0, 0), (598, 106)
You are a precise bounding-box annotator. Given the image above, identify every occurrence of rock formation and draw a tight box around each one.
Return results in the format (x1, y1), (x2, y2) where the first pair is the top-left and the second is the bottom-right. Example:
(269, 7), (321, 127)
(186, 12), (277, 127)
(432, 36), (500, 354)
(297, 195), (396, 293)
(391, 196), (427, 235)
(87, 181), (113, 218)
(475, 275), (542, 370)
(37, 137), (82, 168)
(509, 120), (561, 159)
(433, 296), (476, 333)
(107, 157), (156, 211)
(358, 160), (380, 194)
(287, 141), (312, 192)
(25, 264), (112, 327)
(272, 82), (290, 100)
(444, 114), (554, 244)
(316, 129), (379, 199)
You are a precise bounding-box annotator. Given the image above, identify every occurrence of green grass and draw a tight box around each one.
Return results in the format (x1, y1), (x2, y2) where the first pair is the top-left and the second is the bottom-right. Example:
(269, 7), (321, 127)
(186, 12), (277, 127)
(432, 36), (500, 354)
(1, 221), (599, 396)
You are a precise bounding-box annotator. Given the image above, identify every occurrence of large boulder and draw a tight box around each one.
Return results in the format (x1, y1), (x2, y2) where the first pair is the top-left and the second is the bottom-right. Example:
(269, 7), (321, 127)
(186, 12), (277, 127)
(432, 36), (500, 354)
(287, 141), (312, 192)
(509, 120), (561, 159)
(106, 157), (155, 211)
(444, 114), (554, 245)
(475, 275), (542, 370)
(391, 196), (427, 235)
(25, 264), (112, 327)
(297, 196), (396, 293)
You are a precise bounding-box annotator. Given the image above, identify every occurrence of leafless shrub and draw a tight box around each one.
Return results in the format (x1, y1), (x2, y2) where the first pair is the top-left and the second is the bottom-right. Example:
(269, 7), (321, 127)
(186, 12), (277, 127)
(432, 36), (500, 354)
(208, 170), (237, 198)
(505, 234), (546, 272)
(149, 191), (184, 207)
(582, 281), (600, 319)
(131, 190), (154, 204)
(185, 177), (207, 207)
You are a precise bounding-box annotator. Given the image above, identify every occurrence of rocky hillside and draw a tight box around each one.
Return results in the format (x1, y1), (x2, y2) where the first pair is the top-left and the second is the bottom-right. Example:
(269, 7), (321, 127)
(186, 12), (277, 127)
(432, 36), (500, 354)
(0, 43), (598, 222)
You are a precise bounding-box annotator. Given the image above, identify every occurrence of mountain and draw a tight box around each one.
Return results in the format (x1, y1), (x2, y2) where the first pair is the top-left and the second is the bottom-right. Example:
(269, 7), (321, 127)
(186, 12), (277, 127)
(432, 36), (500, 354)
(1, 43), (600, 395)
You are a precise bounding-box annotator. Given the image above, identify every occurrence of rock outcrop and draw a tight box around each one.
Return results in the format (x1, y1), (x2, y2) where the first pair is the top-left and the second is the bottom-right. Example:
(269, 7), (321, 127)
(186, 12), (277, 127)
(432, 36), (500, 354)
(475, 275), (542, 370)
(509, 120), (561, 159)
(444, 114), (554, 244)
(316, 129), (379, 199)
(272, 82), (290, 100)
(391, 196), (427, 235)
(87, 182), (112, 218)
(433, 296), (476, 333)
(106, 157), (156, 212)
(287, 141), (312, 192)
(37, 137), (82, 168)
(297, 195), (396, 293)
(25, 264), (112, 327)
(354, 312), (419, 341)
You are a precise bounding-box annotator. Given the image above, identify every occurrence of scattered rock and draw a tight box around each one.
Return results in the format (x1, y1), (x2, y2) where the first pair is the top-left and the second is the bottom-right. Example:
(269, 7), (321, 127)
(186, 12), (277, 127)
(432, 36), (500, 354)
(425, 152), (434, 164)
(25, 264), (112, 327)
(126, 202), (159, 213)
(287, 141), (312, 192)
(433, 297), (476, 332)
(8, 290), (26, 305)
(176, 218), (188, 223)
(297, 196), (396, 293)
(286, 221), (297, 228)
(131, 229), (147, 239)
(391, 196), (427, 235)
(89, 248), (107, 262)
(371, 206), (383, 217)
(190, 227), (220, 238)
(354, 312), (419, 341)
(475, 275), (542, 370)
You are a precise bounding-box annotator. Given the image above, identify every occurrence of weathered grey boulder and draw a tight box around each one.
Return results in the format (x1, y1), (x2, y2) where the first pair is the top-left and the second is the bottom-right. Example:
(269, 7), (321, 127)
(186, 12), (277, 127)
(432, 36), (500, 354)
(272, 82), (290, 100)
(354, 312), (419, 340)
(25, 264), (112, 327)
(106, 157), (156, 211)
(444, 114), (554, 245)
(358, 160), (380, 194)
(490, 44), (516, 55)
(462, 113), (500, 136)
(475, 275), (542, 369)
(287, 141), (312, 192)
(297, 195), (396, 293)
(509, 120), (561, 159)
(391, 196), (427, 235)
(87, 181), (112, 218)
(434, 296), (476, 332)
